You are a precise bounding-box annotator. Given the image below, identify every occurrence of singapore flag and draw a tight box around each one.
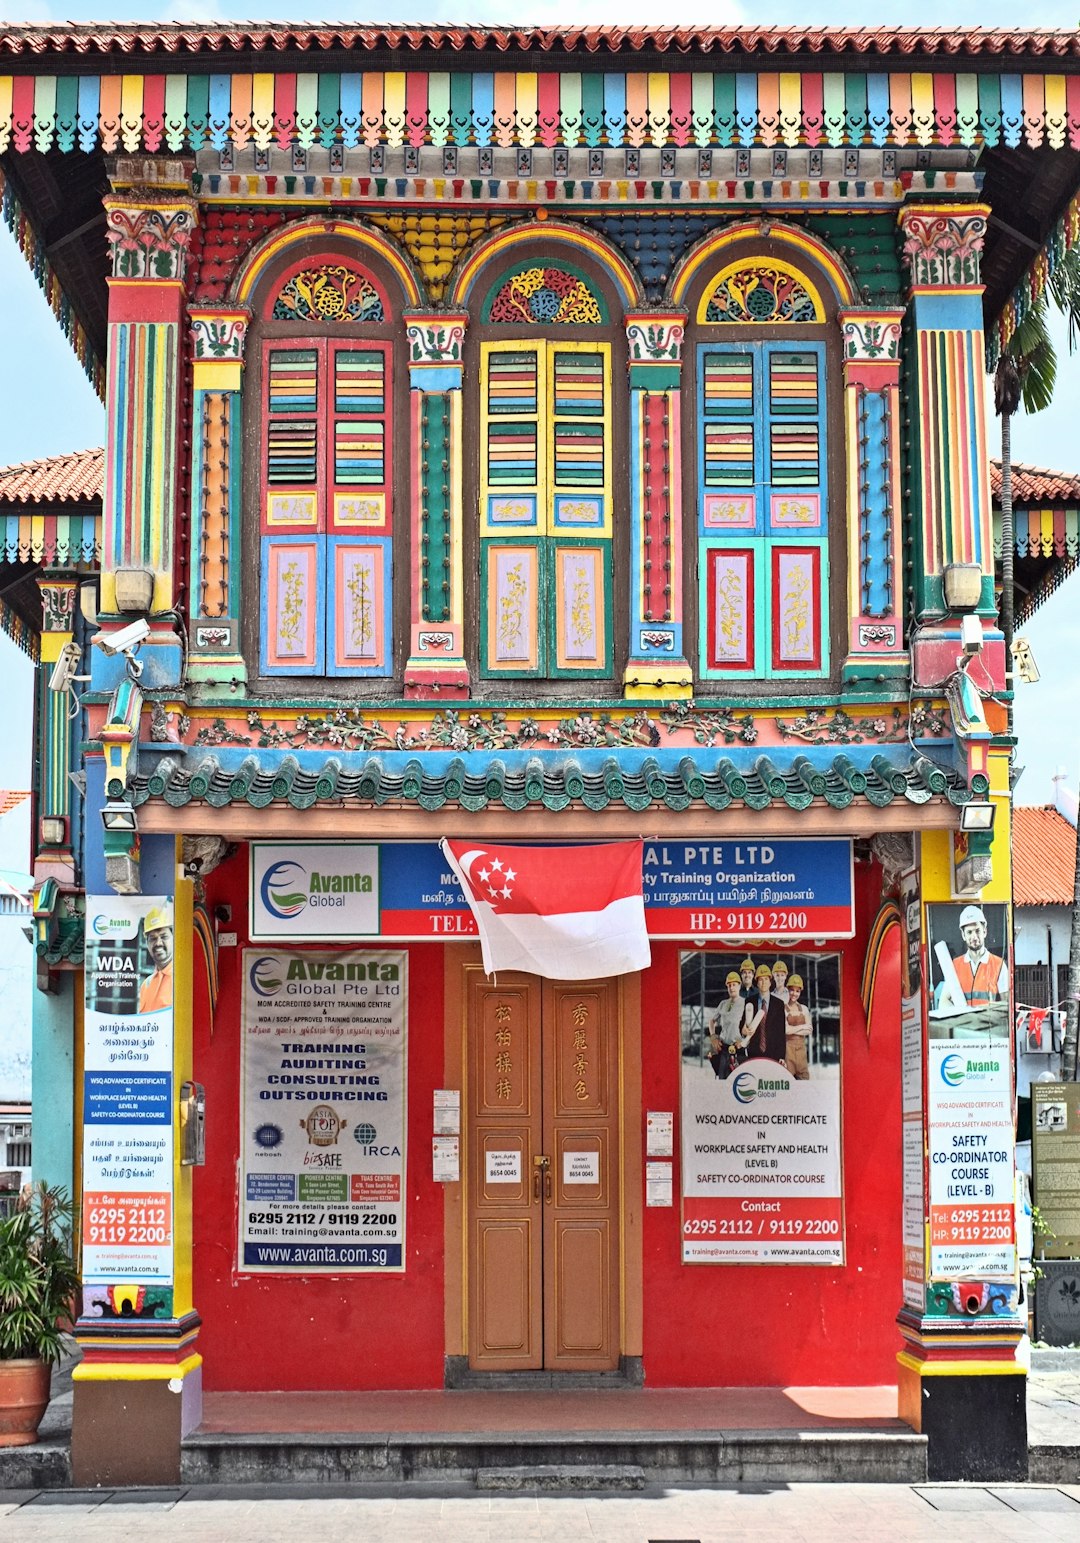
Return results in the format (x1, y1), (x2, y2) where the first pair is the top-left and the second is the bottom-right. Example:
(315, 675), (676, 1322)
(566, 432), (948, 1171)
(440, 839), (651, 980)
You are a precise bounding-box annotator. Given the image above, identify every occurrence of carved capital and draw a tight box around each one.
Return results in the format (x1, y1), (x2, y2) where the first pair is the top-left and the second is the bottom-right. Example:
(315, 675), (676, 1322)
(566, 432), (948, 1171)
(105, 193), (199, 282)
(38, 579), (77, 634)
(625, 311), (686, 365)
(838, 308), (904, 367)
(898, 203), (989, 290)
(404, 312), (469, 366)
(189, 307), (250, 363)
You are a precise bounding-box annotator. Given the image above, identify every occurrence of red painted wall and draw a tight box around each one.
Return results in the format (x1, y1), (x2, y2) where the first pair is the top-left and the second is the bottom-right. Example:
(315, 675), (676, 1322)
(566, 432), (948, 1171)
(193, 845), (447, 1391)
(642, 864), (903, 1388)
(193, 849), (901, 1391)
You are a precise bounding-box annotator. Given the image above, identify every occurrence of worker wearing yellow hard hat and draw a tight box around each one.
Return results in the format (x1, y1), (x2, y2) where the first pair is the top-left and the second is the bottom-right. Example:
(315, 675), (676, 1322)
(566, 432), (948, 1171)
(139, 900), (174, 1013)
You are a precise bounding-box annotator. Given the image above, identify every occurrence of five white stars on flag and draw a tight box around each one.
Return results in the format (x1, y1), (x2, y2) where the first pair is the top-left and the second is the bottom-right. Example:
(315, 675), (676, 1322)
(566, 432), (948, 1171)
(477, 856), (517, 901)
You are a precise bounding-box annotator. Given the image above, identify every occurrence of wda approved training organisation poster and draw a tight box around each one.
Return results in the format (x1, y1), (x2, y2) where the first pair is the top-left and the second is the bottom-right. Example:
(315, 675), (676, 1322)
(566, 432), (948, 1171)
(240, 948), (407, 1271)
(679, 949), (843, 1264)
(82, 894), (176, 1290)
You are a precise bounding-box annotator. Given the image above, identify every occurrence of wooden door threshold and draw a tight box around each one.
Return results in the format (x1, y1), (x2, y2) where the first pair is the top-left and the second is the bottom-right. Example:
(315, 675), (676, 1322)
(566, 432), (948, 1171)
(444, 1356), (644, 1391)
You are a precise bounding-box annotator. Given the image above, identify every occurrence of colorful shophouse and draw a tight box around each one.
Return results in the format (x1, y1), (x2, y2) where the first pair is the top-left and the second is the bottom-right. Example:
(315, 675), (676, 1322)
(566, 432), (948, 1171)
(5, 21), (1080, 1488)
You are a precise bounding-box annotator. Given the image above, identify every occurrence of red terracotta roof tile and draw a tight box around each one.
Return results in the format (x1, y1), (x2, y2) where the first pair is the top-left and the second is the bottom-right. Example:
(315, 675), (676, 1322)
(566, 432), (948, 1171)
(1013, 805), (1077, 906)
(1, 25), (1079, 61)
(0, 448), (103, 507)
(991, 460), (1080, 503)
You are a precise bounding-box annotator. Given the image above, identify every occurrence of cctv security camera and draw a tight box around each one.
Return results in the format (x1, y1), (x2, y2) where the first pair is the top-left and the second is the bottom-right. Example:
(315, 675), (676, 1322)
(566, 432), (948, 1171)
(93, 617), (151, 656)
(47, 640), (88, 694)
(959, 614), (983, 656)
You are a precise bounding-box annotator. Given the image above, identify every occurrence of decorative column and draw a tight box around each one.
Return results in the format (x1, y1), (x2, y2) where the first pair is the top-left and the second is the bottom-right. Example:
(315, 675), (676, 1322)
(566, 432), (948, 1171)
(623, 313), (692, 700)
(99, 162), (198, 633)
(898, 205), (997, 625)
(837, 309), (906, 687)
(897, 788), (1025, 1481)
(72, 868), (200, 1488)
(403, 313), (470, 697)
(34, 578), (79, 885)
(187, 307), (249, 691)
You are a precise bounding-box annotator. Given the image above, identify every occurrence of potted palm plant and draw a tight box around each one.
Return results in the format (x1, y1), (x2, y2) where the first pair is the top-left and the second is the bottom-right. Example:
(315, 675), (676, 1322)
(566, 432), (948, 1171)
(0, 1183), (79, 1445)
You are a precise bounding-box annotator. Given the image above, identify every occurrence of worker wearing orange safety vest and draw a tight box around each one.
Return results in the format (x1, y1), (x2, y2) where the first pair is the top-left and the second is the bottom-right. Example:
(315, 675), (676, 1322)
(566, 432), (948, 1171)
(951, 904), (1009, 1007)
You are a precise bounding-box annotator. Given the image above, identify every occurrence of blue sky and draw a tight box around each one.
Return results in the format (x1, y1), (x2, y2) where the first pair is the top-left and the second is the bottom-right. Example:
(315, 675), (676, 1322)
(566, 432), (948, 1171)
(0, 5), (1077, 865)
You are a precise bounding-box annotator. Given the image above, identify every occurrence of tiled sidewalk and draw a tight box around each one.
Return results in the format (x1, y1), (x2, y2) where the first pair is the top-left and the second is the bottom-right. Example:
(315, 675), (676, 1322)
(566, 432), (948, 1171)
(2, 1481), (1080, 1542)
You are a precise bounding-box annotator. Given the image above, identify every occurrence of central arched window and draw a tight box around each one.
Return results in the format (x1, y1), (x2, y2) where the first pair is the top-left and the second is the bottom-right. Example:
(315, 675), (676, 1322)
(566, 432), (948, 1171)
(254, 252), (399, 679)
(687, 251), (835, 682)
(471, 257), (621, 681)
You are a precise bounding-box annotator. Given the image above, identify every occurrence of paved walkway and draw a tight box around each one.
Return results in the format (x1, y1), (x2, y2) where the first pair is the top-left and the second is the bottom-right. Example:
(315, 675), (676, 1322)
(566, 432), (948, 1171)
(1028, 1353), (1080, 1448)
(2, 1481), (1080, 1541)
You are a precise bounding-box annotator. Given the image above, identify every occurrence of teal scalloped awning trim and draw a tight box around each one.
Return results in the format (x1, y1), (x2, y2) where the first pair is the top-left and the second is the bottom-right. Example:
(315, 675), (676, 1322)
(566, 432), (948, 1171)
(129, 747), (976, 815)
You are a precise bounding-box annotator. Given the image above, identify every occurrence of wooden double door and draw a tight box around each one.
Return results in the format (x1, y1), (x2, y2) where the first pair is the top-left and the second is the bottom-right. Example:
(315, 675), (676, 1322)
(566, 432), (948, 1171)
(466, 972), (622, 1372)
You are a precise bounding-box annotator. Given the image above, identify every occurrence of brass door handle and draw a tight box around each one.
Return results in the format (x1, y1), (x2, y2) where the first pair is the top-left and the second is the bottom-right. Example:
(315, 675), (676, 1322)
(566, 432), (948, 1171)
(533, 1166), (542, 1201)
(533, 1153), (549, 1203)
(544, 1169), (553, 1203)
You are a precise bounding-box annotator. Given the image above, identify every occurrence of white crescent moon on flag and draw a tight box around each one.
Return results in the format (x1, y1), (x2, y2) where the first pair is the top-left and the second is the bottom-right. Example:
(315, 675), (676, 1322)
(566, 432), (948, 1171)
(455, 849), (488, 886)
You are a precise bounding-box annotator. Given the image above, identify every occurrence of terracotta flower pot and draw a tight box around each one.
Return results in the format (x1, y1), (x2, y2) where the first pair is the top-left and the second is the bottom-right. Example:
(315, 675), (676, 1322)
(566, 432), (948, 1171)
(0, 1359), (52, 1446)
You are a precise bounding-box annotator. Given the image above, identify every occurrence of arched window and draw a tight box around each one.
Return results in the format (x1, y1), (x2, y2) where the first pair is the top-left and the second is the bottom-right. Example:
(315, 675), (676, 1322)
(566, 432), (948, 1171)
(251, 249), (401, 680)
(683, 244), (840, 683)
(469, 254), (622, 682)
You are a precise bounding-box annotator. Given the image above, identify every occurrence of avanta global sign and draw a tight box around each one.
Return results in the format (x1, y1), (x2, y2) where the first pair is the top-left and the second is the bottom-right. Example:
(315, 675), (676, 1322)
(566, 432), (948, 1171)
(249, 840), (854, 942)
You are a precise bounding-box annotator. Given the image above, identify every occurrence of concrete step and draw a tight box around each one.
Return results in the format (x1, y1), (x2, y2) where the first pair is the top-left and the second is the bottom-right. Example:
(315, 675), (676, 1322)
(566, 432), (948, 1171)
(1029, 1445), (1080, 1484)
(0, 1441), (71, 1491)
(477, 1463), (647, 1491)
(180, 1429), (928, 1487)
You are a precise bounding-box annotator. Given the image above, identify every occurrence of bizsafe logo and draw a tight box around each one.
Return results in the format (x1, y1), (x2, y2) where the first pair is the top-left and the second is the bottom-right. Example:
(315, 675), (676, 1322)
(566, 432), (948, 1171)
(940, 1054), (966, 1088)
(260, 860), (308, 920)
(249, 955), (284, 996)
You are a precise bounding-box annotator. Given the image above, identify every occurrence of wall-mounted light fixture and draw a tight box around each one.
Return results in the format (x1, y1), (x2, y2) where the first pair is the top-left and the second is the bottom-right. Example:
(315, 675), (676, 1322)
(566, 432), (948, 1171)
(101, 799), (138, 836)
(959, 801), (996, 835)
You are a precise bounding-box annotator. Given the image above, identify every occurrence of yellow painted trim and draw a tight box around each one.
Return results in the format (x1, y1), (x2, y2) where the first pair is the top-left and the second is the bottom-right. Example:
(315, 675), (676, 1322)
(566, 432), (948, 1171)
(450, 220), (640, 308)
(105, 278), (187, 293)
(192, 360), (243, 392)
(671, 219), (857, 308)
(694, 256), (826, 325)
(232, 217), (422, 308)
(73, 1353), (202, 1383)
(896, 1352), (1026, 1377)
(448, 390), (464, 625)
(39, 633), (71, 663)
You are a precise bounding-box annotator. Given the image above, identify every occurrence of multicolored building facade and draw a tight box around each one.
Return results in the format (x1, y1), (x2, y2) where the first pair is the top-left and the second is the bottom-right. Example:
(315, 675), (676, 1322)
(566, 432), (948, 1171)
(6, 22), (1080, 1487)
